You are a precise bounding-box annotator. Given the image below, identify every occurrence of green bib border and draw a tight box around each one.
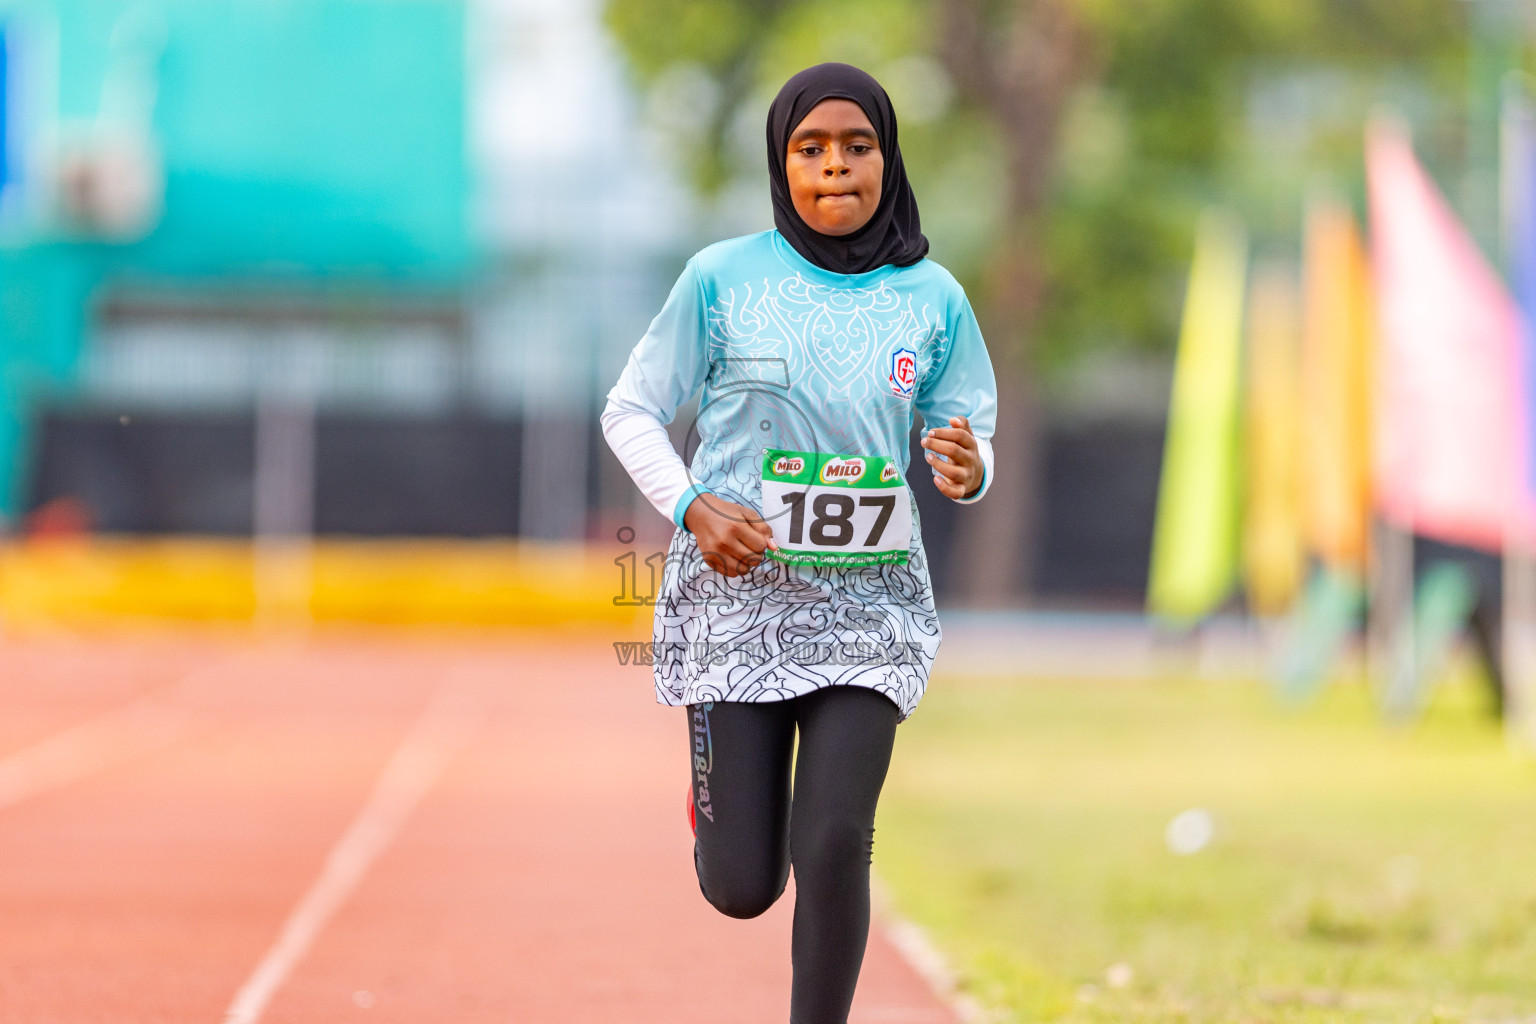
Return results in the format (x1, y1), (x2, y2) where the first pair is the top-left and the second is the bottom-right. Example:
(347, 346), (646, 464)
(767, 548), (910, 568)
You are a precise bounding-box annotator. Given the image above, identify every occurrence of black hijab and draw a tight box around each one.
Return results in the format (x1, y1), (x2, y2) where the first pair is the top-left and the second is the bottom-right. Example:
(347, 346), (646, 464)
(766, 63), (929, 275)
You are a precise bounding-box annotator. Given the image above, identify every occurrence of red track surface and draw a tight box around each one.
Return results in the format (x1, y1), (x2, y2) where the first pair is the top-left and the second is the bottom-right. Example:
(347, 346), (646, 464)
(0, 631), (959, 1023)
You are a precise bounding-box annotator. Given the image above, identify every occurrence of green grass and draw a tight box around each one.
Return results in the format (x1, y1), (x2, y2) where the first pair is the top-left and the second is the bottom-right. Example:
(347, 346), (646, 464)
(875, 662), (1536, 1023)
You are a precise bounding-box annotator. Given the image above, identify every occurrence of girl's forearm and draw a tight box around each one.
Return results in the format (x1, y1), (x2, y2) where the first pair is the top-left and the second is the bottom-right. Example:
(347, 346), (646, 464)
(600, 397), (704, 527)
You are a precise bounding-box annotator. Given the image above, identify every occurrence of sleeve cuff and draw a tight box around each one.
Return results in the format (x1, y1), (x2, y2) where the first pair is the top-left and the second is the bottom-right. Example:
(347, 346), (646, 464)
(672, 484), (712, 530)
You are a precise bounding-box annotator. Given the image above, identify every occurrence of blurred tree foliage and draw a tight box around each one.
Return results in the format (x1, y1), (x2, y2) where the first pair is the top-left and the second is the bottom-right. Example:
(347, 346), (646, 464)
(605, 0), (1463, 368)
(605, 0), (1466, 598)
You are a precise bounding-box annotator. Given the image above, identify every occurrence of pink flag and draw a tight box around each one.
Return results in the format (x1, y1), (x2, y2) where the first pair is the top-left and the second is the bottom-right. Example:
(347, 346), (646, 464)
(1367, 116), (1521, 552)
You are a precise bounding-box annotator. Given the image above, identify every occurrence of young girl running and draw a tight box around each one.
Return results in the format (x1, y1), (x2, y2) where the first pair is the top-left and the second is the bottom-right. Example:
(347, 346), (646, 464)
(602, 62), (998, 1024)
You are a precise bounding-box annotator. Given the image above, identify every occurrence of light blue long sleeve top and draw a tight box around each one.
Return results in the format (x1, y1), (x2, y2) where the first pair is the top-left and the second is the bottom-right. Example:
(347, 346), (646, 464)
(603, 230), (998, 532)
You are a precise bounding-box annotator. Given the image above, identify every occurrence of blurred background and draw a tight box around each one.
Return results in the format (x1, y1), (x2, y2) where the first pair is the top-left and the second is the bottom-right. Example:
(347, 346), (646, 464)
(9, 4), (1536, 1021)
(0, 0), (1530, 656)
(5, 0), (679, 545)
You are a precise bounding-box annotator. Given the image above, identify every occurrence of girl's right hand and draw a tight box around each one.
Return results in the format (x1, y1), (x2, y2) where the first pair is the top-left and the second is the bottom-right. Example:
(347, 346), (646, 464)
(684, 495), (777, 577)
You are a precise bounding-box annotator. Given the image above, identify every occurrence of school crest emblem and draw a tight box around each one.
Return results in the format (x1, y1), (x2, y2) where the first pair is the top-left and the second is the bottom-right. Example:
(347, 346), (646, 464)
(888, 347), (917, 398)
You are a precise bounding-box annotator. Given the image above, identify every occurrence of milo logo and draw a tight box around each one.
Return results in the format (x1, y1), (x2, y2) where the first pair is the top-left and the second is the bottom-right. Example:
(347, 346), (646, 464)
(880, 462), (900, 483)
(820, 458), (866, 484)
(772, 456), (805, 476)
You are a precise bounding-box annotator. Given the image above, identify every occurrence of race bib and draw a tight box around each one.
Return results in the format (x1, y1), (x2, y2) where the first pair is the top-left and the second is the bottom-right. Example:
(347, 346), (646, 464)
(760, 449), (911, 567)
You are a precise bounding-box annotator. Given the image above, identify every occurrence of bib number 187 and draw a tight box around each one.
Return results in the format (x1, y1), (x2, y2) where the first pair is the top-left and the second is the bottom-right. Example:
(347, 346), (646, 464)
(778, 492), (896, 547)
(760, 449), (910, 567)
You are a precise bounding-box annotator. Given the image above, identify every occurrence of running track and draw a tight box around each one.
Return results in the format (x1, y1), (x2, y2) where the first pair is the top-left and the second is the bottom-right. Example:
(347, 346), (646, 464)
(0, 630), (960, 1023)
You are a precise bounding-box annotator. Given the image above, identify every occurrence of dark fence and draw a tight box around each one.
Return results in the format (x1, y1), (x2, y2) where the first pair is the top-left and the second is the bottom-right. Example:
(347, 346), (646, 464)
(26, 410), (1164, 602)
(27, 411), (525, 537)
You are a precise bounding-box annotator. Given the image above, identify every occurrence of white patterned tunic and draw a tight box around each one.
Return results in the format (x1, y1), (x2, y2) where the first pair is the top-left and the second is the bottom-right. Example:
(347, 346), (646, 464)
(602, 230), (997, 720)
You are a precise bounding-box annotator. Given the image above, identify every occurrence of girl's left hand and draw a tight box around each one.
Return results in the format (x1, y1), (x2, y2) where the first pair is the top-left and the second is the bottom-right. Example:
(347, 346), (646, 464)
(921, 416), (983, 500)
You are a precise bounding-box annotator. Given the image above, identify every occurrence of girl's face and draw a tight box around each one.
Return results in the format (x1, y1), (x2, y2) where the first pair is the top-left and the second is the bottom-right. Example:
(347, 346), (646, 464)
(785, 99), (883, 237)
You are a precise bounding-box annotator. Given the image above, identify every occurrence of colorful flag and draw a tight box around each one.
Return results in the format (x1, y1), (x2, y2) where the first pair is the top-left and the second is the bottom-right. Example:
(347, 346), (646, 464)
(1149, 210), (1248, 624)
(1301, 198), (1374, 573)
(1243, 264), (1304, 615)
(1367, 115), (1521, 552)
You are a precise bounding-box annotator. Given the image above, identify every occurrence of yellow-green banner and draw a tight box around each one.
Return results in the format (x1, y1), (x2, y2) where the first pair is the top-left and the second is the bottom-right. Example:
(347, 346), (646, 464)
(1149, 210), (1248, 625)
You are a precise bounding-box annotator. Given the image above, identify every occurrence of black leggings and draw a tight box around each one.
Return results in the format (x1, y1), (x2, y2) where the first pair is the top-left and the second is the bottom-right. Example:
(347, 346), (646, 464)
(687, 686), (900, 1024)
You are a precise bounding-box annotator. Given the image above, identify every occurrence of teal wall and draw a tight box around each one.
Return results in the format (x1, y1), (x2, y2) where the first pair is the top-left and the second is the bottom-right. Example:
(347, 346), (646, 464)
(0, 247), (93, 522)
(71, 0), (470, 281)
(0, 0), (471, 519)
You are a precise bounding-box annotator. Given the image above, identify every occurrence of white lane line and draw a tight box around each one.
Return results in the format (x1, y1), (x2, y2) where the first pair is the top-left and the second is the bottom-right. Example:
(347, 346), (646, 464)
(0, 651), (266, 812)
(0, 691), (196, 812)
(221, 683), (478, 1024)
(871, 877), (992, 1024)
